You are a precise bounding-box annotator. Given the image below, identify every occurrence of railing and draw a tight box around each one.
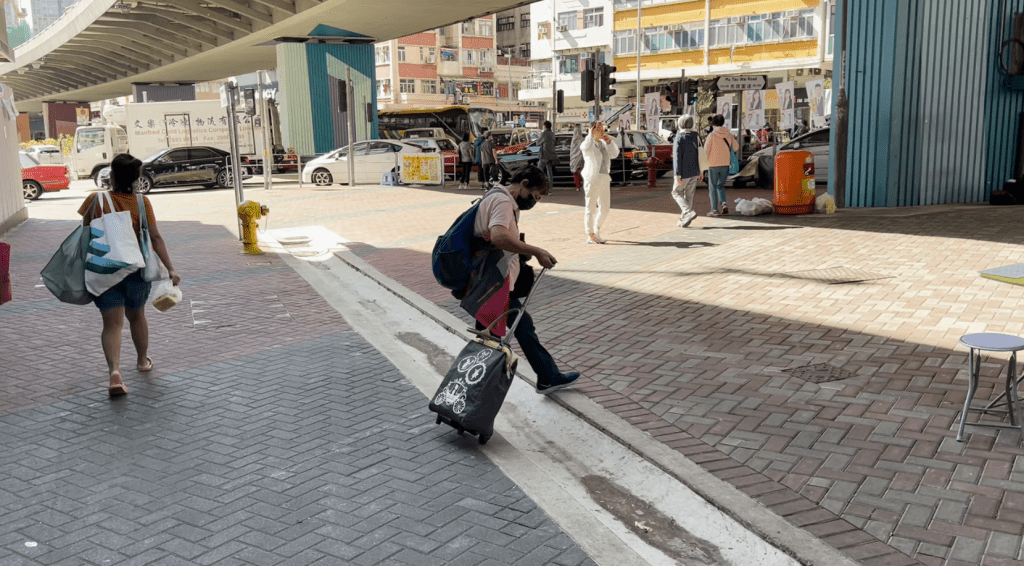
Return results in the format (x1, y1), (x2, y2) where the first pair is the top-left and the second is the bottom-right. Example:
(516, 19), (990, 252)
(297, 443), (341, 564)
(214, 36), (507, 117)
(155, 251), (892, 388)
(521, 73), (552, 90)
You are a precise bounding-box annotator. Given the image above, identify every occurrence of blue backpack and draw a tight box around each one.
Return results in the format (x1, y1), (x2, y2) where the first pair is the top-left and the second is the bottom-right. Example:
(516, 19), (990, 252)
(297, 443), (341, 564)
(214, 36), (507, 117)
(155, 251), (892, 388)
(432, 190), (499, 291)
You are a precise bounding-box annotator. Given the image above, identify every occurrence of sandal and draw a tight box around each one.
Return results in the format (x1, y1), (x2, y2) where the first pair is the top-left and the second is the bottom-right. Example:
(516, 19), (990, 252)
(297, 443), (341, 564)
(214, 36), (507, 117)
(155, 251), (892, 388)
(108, 372), (128, 397)
(137, 357), (153, 372)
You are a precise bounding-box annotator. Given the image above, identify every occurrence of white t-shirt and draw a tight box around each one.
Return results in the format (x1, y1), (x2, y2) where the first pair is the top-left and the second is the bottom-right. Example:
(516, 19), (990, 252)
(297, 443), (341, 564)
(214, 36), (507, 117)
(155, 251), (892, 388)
(473, 185), (520, 284)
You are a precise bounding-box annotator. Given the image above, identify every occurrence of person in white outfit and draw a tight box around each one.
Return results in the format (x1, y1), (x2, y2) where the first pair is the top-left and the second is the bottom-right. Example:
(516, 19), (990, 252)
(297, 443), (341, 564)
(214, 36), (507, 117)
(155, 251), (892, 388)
(580, 122), (619, 244)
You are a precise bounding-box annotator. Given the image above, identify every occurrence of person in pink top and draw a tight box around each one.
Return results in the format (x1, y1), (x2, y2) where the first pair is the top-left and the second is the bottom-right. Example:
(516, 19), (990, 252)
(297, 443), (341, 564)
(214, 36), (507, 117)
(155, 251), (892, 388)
(703, 114), (740, 216)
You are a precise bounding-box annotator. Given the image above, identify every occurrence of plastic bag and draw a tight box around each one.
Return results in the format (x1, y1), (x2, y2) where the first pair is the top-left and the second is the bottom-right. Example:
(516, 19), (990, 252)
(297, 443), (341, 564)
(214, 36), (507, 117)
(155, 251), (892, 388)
(151, 279), (182, 312)
(734, 197), (774, 216)
(815, 193), (836, 214)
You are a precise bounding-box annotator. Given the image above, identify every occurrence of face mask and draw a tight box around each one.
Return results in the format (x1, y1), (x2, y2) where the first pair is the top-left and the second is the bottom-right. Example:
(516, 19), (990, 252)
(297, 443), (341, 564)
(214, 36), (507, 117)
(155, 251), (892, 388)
(515, 194), (537, 210)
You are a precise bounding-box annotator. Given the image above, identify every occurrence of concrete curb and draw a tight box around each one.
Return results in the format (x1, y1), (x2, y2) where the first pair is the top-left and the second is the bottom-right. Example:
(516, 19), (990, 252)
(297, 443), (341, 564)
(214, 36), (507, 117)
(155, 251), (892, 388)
(330, 248), (861, 566)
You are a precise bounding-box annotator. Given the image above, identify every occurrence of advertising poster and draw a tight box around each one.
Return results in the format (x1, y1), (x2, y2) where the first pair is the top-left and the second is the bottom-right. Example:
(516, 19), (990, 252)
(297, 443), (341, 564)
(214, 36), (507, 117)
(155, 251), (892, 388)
(644, 92), (662, 132)
(743, 90), (765, 130)
(776, 81), (795, 129)
(716, 94), (734, 126)
(400, 154), (443, 185)
(806, 80), (830, 128)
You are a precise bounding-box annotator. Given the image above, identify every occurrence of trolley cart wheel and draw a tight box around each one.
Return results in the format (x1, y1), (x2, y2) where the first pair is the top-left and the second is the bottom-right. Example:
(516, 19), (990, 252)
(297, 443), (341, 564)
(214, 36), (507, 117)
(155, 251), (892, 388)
(479, 435), (490, 445)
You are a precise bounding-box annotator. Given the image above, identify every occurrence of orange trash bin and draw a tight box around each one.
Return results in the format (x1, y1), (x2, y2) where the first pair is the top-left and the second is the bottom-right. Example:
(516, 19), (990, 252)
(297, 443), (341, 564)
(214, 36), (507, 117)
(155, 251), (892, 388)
(774, 150), (815, 214)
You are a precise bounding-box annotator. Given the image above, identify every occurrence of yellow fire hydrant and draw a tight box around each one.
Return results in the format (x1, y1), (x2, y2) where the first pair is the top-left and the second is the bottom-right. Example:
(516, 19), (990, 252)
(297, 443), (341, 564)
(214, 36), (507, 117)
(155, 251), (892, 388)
(237, 200), (269, 255)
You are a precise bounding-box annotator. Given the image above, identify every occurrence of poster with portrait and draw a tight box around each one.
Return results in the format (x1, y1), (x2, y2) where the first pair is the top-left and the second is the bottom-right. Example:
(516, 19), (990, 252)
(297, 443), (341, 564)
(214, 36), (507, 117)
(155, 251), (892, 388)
(743, 90), (765, 131)
(716, 94), (734, 126)
(806, 79), (830, 128)
(775, 81), (795, 129)
(644, 92), (662, 132)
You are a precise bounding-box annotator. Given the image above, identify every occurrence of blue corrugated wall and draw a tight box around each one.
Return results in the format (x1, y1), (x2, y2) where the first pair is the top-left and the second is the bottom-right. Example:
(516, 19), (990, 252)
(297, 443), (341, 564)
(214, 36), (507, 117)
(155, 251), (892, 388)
(839, 0), (1024, 206)
(304, 43), (377, 155)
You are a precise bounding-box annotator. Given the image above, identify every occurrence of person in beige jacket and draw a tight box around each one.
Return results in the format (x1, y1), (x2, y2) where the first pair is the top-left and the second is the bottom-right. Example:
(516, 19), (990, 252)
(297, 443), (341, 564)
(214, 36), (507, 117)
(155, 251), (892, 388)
(704, 114), (740, 216)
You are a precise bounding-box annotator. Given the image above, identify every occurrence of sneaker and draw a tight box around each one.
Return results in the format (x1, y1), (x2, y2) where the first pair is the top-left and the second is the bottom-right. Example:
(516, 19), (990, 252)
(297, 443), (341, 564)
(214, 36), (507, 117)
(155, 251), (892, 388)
(680, 211), (697, 228)
(537, 371), (580, 394)
(707, 211), (721, 217)
(721, 205), (729, 215)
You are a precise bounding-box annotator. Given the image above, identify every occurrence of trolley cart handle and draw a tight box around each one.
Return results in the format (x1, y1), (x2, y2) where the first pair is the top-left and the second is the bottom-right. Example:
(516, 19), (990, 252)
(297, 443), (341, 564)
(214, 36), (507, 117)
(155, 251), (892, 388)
(470, 268), (549, 346)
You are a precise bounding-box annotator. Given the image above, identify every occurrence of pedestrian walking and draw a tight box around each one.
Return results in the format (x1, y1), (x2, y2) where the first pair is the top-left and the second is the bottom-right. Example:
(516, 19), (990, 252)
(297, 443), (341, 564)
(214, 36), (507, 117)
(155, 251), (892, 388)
(474, 127), (490, 185)
(569, 124), (584, 191)
(458, 133), (474, 189)
(479, 131), (498, 189)
(704, 114), (739, 217)
(459, 165), (579, 393)
(78, 153), (181, 397)
(580, 121), (619, 244)
(538, 120), (557, 190)
(671, 116), (706, 228)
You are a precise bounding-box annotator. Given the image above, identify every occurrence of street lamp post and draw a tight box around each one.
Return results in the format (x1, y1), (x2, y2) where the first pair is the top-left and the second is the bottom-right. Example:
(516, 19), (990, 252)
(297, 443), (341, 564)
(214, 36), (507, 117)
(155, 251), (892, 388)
(635, 0), (642, 130)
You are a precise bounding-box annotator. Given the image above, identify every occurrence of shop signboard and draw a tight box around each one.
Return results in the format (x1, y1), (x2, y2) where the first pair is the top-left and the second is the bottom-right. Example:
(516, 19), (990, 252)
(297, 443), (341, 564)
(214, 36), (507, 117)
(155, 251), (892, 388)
(400, 154), (443, 185)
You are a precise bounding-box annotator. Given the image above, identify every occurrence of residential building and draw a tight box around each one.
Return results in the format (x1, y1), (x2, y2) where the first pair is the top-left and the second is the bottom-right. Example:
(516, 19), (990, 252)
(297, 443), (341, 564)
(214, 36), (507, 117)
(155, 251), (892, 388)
(612, 0), (836, 129)
(518, 0), (617, 127)
(374, 16), (533, 125)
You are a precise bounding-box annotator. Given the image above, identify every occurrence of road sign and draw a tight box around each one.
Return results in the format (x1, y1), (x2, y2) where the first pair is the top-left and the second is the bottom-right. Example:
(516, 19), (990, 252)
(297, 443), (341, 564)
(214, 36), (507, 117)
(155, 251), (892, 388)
(716, 75), (767, 91)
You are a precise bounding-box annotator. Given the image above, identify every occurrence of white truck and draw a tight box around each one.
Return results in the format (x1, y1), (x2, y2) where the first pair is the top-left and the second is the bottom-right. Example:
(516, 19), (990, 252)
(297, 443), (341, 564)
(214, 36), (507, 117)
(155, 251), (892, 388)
(70, 99), (284, 180)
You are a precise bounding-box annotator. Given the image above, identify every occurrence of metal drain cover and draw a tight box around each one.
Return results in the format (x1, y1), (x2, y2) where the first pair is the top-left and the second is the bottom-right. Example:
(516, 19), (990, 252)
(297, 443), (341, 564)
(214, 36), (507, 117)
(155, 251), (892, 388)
(784, 266), (891, 285)
(784, 363), (856, 383)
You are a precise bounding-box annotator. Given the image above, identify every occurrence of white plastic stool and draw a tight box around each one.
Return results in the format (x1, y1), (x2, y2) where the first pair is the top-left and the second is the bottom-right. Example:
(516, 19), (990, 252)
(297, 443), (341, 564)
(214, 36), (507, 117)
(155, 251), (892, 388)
(957, 333), (1024, 443)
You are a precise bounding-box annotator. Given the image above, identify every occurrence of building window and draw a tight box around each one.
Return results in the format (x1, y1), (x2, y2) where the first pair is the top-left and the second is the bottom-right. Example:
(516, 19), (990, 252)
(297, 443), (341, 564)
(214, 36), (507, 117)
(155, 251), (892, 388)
(558, 54), (579, 74)
(708, 11), (816, 48)
(397, 46), (406, 62)
(478, 20), (493, 36)
(538, 22), (550, 40)
(827, 4), (836, 56)
(613, 30), (637, 55)
(464, 49), (477, 65)
(399, 79), (415, 93)
(480, 49), (493, 64)
(557, 11), (577, 31)
(614, 24), (704, 56)
(520, 44), (531, 58)
(376, 79), (392, 98)
(497, 16), (514, 32)
(462, 22), (474, 35)
(498, 44), (515, 58)
(375, 45), (390, 65)
(521, 13), (530, 28)
(481, 82), (494, 96)
(421, 80), (438, 94)
(584, 7), (603, 29)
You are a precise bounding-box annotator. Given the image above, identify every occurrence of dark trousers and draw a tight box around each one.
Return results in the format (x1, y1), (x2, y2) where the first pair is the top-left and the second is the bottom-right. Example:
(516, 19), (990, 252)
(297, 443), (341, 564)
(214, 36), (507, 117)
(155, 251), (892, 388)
(479, 163), (494, 185)
(475, 296), (560, 383)
(476, 161), (487, 183)
(459, 161), (473, 184)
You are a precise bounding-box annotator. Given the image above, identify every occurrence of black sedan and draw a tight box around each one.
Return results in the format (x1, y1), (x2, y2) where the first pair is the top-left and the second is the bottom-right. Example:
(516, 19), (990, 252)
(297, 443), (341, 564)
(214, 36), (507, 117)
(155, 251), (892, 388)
(498, 132), (647, 185)
(99, 146), (249, 193)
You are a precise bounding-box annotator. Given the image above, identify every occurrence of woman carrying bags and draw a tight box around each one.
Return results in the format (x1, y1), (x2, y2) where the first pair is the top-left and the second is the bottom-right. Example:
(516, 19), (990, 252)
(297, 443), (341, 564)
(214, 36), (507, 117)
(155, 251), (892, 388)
(704, 114), (739, 217)
(78, 154), (181, 397)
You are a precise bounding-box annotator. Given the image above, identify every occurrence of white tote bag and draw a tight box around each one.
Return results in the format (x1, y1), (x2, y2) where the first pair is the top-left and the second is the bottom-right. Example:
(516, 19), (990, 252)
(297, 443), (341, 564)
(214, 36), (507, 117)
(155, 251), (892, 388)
(84, 192), (146, 296)
(136, 194), (169, 282)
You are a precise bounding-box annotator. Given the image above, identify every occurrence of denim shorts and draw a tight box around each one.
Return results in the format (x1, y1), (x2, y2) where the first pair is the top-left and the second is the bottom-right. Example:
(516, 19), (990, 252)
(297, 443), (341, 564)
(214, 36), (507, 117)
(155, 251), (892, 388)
(94, 270), (151, 311)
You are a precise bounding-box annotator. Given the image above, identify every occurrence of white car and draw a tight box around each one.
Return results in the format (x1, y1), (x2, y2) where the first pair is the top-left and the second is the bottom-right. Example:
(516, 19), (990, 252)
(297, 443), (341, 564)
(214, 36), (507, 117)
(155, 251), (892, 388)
(25, 144), (63, 165)
(302, 140), (424, 186)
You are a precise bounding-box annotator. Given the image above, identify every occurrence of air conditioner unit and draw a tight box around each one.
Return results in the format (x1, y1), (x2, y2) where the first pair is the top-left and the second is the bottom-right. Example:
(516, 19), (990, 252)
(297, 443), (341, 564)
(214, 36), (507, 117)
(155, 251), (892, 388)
(580, 52), (589, 59)
(669, 24), (683, 31)
(557, 24), (569, 32)
(730, 16), (741, 23)
(811, 68), (822, 75)
(425, 56), (436, 63)
(480, 66), (493, 73)
(785, 10), (798, 16)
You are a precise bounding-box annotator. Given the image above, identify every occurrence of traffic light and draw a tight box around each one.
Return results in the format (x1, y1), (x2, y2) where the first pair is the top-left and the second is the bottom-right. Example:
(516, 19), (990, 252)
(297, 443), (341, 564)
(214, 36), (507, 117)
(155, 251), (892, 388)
(685, 79), (699, 105)
(556, 89), (565, 113)
(599, 64), (616, 102)
(581, 69), (595, 102)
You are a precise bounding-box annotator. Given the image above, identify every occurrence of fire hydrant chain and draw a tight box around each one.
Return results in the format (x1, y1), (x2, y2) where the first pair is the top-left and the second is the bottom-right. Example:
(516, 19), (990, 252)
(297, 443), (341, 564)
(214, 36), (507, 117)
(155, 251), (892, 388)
(237, 200), (269, 255)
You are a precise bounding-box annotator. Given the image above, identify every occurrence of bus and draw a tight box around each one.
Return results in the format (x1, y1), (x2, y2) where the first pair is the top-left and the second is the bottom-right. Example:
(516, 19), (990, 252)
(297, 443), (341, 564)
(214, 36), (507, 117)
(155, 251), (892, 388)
(378, 106), (497, 143)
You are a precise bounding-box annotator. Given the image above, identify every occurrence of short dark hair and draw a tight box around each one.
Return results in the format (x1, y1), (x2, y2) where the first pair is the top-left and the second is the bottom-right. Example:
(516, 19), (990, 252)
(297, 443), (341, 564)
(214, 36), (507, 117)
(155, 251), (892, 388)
(481, 127), (489, 134)
(462, 133), (470, 142)
(511, 165), (550, 195)
(110, 153), (142, 195)
(543, 120), (552, 130)
(711, 114), (725, 127)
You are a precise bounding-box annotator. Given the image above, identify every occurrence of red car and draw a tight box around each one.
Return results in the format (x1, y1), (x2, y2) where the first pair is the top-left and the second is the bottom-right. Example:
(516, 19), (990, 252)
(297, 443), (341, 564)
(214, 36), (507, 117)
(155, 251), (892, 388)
(618, 130), (674, 177)
(20, 151), (70, 200)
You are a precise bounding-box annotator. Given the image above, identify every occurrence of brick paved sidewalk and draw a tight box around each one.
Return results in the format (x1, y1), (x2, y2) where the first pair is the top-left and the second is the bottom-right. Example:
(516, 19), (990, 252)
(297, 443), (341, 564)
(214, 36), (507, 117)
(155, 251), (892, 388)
(0, 218), (597, 566)
(316, 183), (1024, 566)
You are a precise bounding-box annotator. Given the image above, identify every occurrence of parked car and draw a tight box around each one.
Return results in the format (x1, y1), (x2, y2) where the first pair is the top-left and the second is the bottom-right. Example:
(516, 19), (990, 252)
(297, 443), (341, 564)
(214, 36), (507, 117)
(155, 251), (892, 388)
(20, 151), (70, 200)
(402, 137), (458, 179)
(489, 127), (531, 154)
(498, 132), (646, 185)
(98, 146), (249, 193)
(25, 144), (64, 165)
(615, 130), (673, 177)
(741, 127), (830, 188)
(302, 140), (424, 186)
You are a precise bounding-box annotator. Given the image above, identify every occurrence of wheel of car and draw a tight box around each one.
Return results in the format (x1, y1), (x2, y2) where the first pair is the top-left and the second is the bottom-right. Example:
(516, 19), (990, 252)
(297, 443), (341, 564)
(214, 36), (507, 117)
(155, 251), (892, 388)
(22, 180), (42, 200)
(217, 168), (233, 188)
(312, 168), (333, 186)
(135, 175), (154, 194)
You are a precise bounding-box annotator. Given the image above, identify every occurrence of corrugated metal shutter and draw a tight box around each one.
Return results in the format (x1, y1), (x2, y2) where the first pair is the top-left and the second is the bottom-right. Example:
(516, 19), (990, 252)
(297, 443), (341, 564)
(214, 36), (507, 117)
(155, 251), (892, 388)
(132, 84), (197, 103)
(843, 0), (1024, 206)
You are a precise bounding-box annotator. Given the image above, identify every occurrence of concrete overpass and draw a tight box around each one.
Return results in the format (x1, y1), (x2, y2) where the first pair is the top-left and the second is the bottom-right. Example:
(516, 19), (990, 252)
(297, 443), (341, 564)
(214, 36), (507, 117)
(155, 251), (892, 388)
(0, 0), (529, 112)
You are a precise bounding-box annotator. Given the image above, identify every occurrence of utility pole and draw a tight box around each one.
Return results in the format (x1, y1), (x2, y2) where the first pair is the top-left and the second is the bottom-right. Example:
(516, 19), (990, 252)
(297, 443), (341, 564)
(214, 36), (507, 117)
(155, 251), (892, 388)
(832, 0), (848, 208)
(550, 0), (558, 130)
(347, 66), (357, 186)
(635, 0), (642, 129)
(225, 83), (244, 240)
